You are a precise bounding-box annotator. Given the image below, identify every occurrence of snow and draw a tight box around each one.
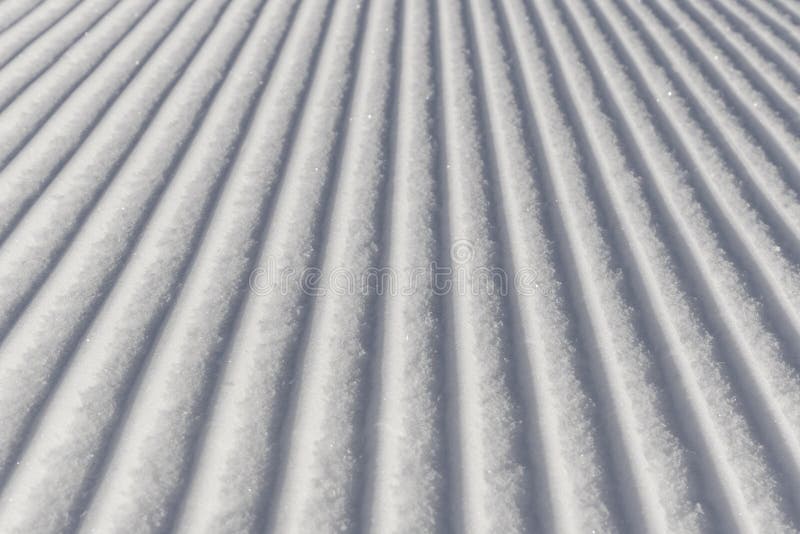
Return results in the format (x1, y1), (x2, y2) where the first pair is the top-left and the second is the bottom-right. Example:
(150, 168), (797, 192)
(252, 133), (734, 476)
(0, 0), (799, 532)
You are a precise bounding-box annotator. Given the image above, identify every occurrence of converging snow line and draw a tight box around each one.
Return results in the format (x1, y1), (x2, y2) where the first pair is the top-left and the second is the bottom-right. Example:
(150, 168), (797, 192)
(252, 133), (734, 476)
(0, 0), (798, 532)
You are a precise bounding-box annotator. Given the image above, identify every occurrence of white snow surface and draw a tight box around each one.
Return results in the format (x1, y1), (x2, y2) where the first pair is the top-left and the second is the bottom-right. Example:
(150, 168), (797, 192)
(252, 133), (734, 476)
(0, 0), (799, 532)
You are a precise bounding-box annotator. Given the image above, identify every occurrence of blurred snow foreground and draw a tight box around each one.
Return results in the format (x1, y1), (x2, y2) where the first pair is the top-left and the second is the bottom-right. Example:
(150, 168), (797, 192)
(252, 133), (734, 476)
(0, 0), (799, 532)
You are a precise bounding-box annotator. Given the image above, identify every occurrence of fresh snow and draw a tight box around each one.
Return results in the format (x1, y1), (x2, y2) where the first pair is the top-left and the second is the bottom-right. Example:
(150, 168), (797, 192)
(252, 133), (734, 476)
(0, 0), (799, 532)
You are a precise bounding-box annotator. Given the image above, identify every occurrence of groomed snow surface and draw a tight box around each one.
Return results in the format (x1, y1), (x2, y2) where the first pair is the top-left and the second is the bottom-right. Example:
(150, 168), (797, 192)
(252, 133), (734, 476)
(0, 0), (799, 532)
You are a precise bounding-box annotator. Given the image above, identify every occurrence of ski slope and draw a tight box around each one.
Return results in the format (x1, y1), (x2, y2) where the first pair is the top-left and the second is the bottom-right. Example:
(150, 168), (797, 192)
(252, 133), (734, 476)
(0, 0), (799, 532)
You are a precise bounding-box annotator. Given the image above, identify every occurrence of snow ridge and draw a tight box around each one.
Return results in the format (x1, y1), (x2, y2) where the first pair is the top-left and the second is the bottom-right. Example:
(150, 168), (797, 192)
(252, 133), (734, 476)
(0, 0), (799, 532)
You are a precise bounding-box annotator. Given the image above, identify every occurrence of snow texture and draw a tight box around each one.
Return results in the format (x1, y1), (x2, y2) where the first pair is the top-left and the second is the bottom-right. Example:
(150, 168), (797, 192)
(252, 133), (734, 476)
(0, 0), (799, 532)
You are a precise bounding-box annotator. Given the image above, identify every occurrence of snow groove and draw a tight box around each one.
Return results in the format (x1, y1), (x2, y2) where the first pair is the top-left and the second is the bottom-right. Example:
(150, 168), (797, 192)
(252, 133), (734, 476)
(0, 0), (799, 532)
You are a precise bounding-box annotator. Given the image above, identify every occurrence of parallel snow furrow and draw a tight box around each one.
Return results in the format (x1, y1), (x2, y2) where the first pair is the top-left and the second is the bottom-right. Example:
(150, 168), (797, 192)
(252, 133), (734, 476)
(258, 3), (400, 531)
(610, 0), (800, 357)
(0, 0), (193, 247)
(632, 0), (800, 352)
(0, 0), (799, 531)
(587, 0), (800, 524)
(161, 2), (345, 532)
(429, 3), (466, 530)
(0, 0), (47, 35)
(634, 0), (800, 196)
(546, 0), (789, 529)
(710, 0), (800, 76)
(424, 0), (545, 531)
(0, 0), (225, 343)
(646, 0), (800, 209)
(0, 0), (123, 113)
(0, 0), (177, 168)
(0, 0), (247, 502)
(738, 0), (800, 44)
(357, 0), (410, 529)
(76, 1), (368, 532)
(654, 0), (800, 147)
(0, 0), (82, 68)
(500, 0), (686, 531)
(0, 0), (308, 531)
(363, 1), (451, 531)
(494, 2), (637, 532)
(520, 0), (738, 530)
(456, 0), (571, 531)
(666, 0), (800, 135)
